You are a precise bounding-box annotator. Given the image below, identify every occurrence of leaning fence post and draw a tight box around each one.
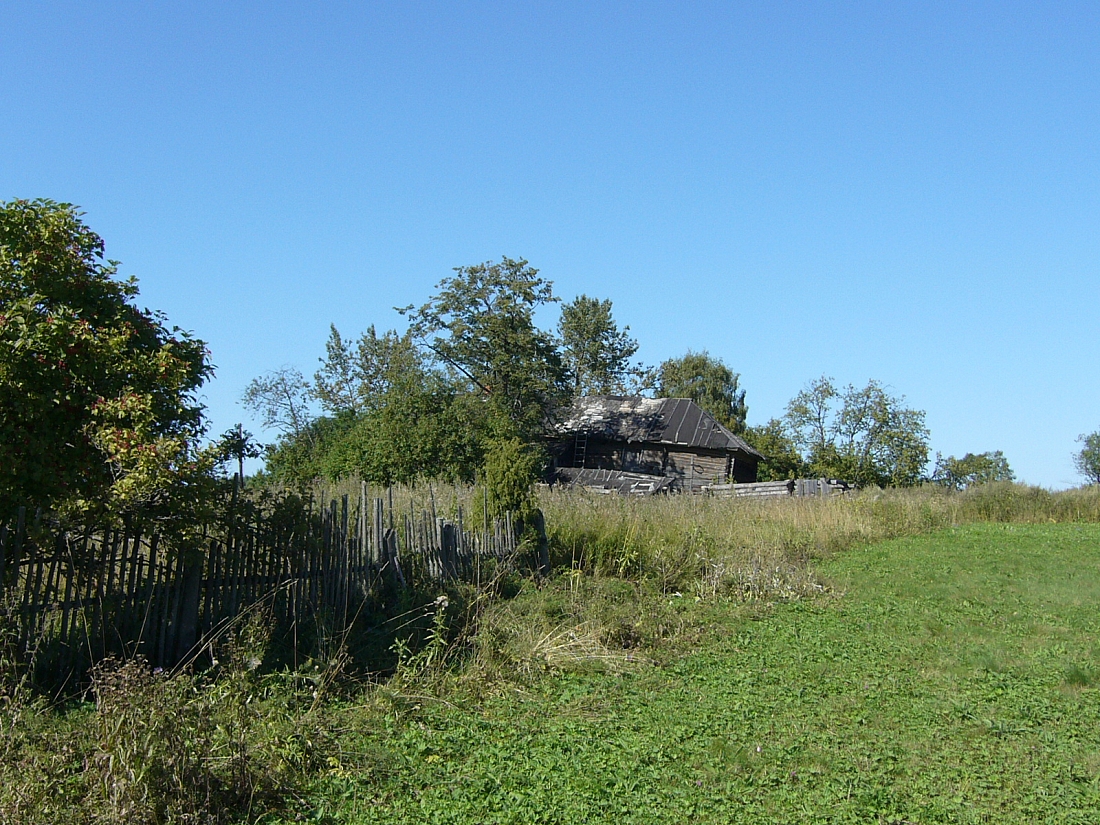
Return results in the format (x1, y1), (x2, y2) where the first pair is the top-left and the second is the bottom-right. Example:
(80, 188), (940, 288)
(383, 527), (405, 589)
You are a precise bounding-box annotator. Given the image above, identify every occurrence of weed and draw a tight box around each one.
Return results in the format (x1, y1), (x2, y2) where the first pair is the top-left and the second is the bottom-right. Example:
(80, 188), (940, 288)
(1064, 664), (1094, 688)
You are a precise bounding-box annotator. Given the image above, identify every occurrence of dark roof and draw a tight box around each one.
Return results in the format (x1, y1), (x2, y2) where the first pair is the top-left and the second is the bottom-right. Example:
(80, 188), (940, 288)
(554, 396), (764, 460)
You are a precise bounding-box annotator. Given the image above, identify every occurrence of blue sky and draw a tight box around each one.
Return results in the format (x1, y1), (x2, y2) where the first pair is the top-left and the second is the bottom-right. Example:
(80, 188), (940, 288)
(3, 1), (1097, 487)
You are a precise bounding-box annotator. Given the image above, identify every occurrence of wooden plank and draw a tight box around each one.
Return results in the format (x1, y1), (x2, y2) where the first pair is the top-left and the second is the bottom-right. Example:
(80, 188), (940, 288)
(214, 536), (231, 632)
(8, 506), (27, 593)
(73, 532), (100, 665)
(155, 546), (176, 666)
(174, 551), (203, 663)
(103, 524), (122, 597)
(57, 533), (76, 655)
(164, 545), (187, 665)
(119, 526), (144, 643)
(263, 523), (278, 610)
(228, 523), (243, 616)
(133, 534), (158, 655)
(339, 494), (349, 624)
(36, 532), (66, 645)
(86, 531), (114, 661)
(243, 526), (256, 609)
(203, 537), (220, 635)
(0, 524), (9, 595)
(385, 528), (406, 589)
(18, 514), (44, 649)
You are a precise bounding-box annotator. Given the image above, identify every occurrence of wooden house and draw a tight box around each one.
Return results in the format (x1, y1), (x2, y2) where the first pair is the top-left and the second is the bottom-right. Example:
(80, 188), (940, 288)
(548, 396), (764, 493)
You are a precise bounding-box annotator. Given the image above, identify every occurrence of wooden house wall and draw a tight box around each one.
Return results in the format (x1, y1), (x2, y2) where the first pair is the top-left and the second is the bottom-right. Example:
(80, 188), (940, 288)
(558, 439), (757, 491)
(662, 449), (730, 492)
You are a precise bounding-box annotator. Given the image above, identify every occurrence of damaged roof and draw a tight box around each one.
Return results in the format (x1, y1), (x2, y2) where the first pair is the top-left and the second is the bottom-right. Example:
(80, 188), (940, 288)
(554, 467), (676, 496)
(554, 396), (764, 459)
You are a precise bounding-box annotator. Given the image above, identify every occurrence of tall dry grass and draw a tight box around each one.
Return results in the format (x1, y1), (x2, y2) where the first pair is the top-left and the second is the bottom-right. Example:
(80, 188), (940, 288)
(539, 482), (1100, 598)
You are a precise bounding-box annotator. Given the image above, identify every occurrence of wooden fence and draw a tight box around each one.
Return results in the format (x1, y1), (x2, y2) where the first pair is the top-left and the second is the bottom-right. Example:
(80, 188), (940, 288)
(0, 483), (519, 679)
(705, 478), (853, 499)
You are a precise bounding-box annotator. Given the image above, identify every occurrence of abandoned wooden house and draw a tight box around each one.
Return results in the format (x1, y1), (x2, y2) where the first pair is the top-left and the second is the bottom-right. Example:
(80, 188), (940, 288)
(548, 396), (764, 494)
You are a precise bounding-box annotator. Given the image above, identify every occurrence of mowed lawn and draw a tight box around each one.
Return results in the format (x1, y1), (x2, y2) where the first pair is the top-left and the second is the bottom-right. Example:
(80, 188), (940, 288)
(328, 524), (1100, 824)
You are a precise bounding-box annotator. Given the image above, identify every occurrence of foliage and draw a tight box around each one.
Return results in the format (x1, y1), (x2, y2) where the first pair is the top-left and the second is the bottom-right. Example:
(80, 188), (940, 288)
(312, 323), (426, 416)
(6, 484), (1100, 821)
(241, 366), (314, 440)
(1075, 430), (1100, 485)
(558, 294), (640, 396)
(742, 418), (806, 481)
(0, 617), (340, 825)
(784, 375), (930, 487)
(321, 386), (488, 486)
(260, 326), (492, 486)
(259, 414), (353, 487)
(933, 450), (1015, 490)
(0, 198), (215, 521)
(473, 437), (544, 526)
(401, 257), (570, 437)
(656, 350), (748, 433)
(329, 523), (1100, 823)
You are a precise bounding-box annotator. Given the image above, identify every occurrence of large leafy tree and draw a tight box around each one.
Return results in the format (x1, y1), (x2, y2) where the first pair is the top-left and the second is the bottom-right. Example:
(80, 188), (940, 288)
(558, 295), (639, 396)
(312, 324), (425, 416)
(253, 322), (490, 487)
(401, 257), (569, 437)
(932, 451), (1015, 490)
(656, 351), (748, 434)
(242, 366), (314, 440)
(1075, 431), (1100, 485)
(742, 419), (806, 481)
(784, 376), (929, 487)
(0, 199), (212, 517)
(319, 348), (487, 486)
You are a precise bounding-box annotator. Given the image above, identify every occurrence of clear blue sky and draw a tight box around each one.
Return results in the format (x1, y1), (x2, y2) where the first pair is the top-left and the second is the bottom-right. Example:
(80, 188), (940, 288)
(3, 2), (1097, 487)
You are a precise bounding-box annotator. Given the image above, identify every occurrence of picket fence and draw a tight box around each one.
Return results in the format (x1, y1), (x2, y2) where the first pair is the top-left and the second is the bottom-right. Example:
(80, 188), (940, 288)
(0, 483), (519, 678)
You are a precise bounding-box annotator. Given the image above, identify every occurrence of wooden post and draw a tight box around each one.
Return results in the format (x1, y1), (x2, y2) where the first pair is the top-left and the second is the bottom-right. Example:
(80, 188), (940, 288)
(174, 550), (204, 663)
(19, 515), (45, 648)
(339, 494), (350, 627)
(9, 506), (27, 591)
(0, 523), (8, 595)
(204, 538), (222, 636)
(373, 498), (384, 568)
(384, 528), (405, 589)
(360, 482), (368, 572)
(58, 533), (76, 654)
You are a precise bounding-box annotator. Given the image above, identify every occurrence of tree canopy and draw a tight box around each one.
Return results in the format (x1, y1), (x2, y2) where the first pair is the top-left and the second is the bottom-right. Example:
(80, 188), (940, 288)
(742, 419), (806, 481)
(656, 351), (747, 434)
(243, 256), (956, 493)
(932, 451), (1015, 490)
(1075, 431), (1100, 485)
(0, 199), (213, 518)
(558, 295), (639, 396)
(401, 258), (570, 437)
(784, 376), (929, 487)
(242, 366), (314, 440)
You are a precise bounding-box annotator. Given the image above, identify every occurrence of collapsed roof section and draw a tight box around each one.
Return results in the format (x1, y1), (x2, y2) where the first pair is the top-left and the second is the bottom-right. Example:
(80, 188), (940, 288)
(554, 396), (763, 460)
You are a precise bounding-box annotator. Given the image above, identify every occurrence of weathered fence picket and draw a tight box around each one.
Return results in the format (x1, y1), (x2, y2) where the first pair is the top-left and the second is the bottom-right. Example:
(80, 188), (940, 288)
(0, 490), (521, 681)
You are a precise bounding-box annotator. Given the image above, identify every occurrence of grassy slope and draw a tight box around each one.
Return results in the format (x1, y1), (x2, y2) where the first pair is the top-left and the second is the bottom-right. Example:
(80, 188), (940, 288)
(329, 524), (1100, 824)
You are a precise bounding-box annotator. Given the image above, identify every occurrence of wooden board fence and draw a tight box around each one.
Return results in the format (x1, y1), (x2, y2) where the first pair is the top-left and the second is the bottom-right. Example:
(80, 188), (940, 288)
(0, 486), (519, 679)
(705, 479), (852, 499)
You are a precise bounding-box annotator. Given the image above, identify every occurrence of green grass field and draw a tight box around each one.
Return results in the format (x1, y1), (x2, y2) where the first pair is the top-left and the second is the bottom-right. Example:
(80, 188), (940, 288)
(325, 524), (1100, 824)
